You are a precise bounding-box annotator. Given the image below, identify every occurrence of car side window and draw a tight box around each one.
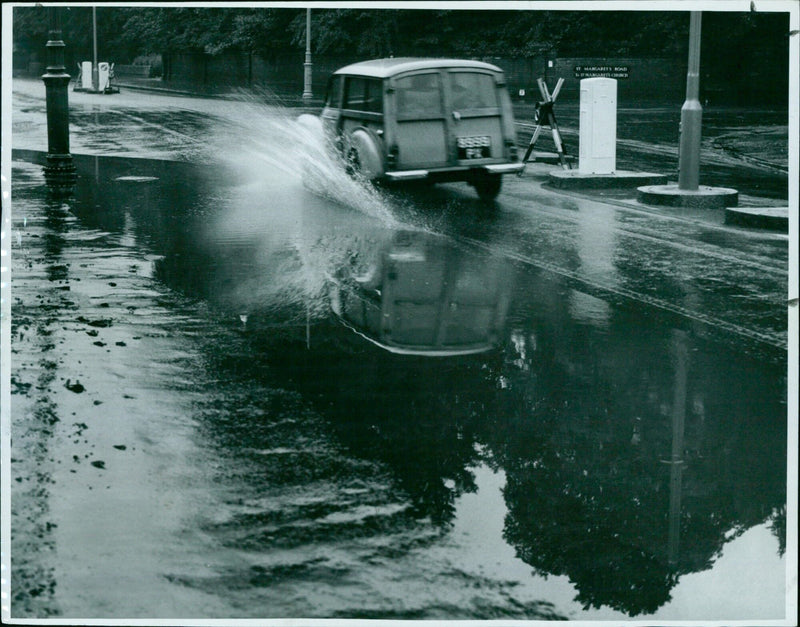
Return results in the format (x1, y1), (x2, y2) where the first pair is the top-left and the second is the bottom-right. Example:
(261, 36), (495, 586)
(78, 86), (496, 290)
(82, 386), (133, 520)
(326, 76), (342, 108)
(450, 72), (498, 110)
(344, 77), (383, 113)
(396, 73), (443, 118)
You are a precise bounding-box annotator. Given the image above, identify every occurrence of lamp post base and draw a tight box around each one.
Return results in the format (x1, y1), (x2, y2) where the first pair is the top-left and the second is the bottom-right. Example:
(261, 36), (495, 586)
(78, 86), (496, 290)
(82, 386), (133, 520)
(637, 184), (738, 209)
(44, 153), (77, 196)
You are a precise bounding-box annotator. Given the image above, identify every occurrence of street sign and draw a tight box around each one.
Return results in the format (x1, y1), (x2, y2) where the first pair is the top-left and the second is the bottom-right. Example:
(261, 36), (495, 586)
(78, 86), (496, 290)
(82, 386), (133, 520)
(574, 65), (629, 79)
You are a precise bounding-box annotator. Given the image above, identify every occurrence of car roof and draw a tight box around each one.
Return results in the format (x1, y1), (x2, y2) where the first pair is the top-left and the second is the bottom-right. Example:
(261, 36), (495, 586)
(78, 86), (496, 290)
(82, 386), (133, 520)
(333, 57), (504, 79)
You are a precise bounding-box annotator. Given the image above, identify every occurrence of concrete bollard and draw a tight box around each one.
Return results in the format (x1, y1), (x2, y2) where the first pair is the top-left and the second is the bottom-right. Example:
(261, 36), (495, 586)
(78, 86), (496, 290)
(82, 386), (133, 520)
(578, 78), (617, 174)
(98, 62), (110, 91)
(81, 61), (93, 90)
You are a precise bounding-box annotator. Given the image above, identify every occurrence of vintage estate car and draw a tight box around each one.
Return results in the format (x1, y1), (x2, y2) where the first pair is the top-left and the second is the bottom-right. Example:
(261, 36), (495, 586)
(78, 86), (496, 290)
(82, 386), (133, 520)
(303, 57), (524, 200)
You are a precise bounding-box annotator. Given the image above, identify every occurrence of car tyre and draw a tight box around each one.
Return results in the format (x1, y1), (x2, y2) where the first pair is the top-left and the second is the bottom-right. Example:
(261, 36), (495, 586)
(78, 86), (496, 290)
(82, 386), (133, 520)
(345, 129), (385, 182)
(473, 172), (502, 201)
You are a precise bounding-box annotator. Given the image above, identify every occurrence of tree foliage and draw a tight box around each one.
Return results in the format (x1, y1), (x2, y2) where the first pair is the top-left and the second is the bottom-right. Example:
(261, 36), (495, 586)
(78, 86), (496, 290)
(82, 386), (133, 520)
(13, 6), (788, 74)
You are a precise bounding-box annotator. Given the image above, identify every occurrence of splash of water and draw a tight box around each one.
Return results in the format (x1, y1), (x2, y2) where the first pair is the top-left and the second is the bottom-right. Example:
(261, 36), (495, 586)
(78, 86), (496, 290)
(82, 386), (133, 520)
(195, 88), (439, 324)
(208, 88), (399, 227)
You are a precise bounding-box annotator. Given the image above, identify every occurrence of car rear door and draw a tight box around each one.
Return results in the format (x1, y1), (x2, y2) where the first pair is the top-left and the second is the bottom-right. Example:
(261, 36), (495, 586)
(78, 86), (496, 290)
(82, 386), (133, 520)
(392, 71), (450, 170)
(446, 70), (506, 164)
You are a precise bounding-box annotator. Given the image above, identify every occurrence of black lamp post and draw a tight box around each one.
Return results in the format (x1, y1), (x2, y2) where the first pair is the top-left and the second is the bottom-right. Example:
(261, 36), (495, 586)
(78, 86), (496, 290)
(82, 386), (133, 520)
(42, 5), (76, 195)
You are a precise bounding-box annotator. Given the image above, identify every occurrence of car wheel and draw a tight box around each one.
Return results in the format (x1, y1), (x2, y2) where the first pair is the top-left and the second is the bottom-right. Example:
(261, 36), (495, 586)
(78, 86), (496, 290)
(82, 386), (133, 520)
(473, 173), (502, 201)
(346, 129), (385, 181)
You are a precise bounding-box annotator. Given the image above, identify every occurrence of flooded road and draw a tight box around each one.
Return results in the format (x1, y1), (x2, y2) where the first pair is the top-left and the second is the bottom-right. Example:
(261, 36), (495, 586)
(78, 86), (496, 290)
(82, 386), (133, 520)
(8, 92), (790, 621)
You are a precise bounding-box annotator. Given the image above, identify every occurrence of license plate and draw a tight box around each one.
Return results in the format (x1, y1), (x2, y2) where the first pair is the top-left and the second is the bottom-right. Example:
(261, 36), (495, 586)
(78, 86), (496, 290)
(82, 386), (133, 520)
(457, 136), (491, 159)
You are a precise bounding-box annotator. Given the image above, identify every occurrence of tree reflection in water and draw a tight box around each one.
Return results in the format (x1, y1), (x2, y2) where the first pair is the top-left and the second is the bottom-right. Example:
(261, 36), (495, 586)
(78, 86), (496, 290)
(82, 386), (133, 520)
(488, 272), (786, 615)
(65, 153), (787, 617)
(252, 238), (786, 617)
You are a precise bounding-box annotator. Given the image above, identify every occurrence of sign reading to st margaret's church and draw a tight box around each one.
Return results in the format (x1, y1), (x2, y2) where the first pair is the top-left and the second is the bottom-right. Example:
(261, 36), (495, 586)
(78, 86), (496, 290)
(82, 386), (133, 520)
(574, 65), (630, 78)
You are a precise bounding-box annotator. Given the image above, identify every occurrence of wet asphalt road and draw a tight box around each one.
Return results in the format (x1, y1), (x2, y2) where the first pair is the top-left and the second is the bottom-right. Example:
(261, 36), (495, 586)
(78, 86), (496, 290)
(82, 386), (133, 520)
(7, 80), (791, 620)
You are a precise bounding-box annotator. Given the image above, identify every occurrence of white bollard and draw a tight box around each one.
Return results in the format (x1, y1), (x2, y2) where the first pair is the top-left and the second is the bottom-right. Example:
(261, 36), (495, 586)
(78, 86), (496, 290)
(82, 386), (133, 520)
(98, 62), (110, 91)
(81, 61), (93, 90)
(579, 77), (617, 174)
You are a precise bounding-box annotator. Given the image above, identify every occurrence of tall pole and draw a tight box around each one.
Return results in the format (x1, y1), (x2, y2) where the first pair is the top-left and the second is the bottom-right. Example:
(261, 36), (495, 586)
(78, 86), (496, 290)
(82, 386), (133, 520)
(302, 8), (313, 102)
(666, 330), (688, 567)
(42, 5), (76, 195)
(678, 11), (702, 191)
(92, 6), (99, 91)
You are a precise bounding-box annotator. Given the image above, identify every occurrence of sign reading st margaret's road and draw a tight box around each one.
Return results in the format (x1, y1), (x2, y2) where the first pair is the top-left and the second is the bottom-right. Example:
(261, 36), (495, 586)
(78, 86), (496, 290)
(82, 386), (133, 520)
(574, 65), (630, 79)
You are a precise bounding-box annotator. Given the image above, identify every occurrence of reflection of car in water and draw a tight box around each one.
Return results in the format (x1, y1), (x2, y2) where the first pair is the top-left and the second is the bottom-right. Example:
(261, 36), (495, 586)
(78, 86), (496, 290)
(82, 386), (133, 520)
(328, 231), (512, 356)
(300, 58), (523, 201)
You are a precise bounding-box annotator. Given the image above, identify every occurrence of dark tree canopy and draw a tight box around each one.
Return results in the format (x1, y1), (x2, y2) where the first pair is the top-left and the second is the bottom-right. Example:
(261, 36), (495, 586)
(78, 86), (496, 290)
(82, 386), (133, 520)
(13, 6), (789, 65)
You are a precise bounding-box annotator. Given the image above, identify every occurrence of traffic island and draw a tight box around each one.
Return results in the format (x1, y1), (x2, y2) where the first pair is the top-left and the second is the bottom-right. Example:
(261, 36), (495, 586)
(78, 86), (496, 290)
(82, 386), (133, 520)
(548, 169), (667, 189)
(523, 152), (577, 166)
(637, 184), (738, 209)
(73, 85), (120, 95)
(540, 78), (668, 190)
(724, 206), (789, 231)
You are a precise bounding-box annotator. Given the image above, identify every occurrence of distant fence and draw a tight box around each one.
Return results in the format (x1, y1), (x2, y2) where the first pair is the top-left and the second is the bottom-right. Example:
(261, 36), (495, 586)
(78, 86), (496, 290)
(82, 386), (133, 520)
(113, 64), (153, 78)
(159, 51), (707, 105)
(11, 46), (786, 106)
(12, 52), (153, 80)
(162, 51), (363, 96)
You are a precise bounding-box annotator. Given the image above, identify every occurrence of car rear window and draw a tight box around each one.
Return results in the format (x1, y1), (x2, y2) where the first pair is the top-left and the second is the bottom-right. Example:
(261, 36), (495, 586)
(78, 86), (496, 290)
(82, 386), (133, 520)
(450, 72), (498, 109)
(395, 73), (443, 118)
(344, 77), (383, 113)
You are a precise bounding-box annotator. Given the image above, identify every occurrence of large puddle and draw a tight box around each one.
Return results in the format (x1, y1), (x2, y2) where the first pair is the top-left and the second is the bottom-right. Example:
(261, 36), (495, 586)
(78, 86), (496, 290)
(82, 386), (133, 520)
(7, 143), (788, 620)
